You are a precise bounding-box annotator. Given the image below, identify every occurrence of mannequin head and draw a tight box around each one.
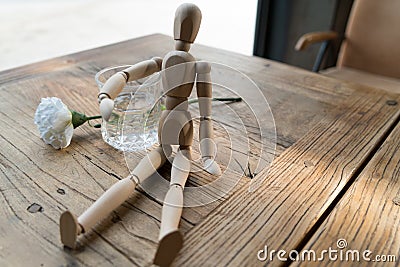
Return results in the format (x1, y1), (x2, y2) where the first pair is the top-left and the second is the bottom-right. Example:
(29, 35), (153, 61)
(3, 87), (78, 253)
(174, 3), (202, 51)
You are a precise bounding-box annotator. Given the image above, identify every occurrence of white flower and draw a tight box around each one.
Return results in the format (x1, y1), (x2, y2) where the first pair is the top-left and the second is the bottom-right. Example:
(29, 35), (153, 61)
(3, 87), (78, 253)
(34, 97), (73, 149)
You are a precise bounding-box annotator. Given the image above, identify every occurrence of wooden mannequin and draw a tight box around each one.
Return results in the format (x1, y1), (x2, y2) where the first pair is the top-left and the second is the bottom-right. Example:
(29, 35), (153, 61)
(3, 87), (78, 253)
(60, 3), (221, 266)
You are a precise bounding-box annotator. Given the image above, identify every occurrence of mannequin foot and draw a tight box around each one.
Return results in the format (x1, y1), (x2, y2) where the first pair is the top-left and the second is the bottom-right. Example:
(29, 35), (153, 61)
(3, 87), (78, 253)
(60, 210), (81, 249)
(203, 158), (222, 176)
(153, 230), (183, 267)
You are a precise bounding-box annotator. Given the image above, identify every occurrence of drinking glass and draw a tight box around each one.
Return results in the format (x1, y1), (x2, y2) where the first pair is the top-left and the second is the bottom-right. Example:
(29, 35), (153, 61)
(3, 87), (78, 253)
(95, 66), (163, 151)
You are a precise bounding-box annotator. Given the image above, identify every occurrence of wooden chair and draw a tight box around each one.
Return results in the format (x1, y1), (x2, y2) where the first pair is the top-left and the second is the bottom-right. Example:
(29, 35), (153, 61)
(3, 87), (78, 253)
(295, 0), (400, 94)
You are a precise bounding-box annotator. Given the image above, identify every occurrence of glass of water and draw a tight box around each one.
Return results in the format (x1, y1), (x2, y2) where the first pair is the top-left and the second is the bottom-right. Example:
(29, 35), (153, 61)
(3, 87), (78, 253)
(95, 65), (163, 151)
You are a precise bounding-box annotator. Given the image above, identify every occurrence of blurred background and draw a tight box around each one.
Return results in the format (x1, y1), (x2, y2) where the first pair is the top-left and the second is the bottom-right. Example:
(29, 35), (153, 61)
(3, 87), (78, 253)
(0, 0), (352, 72)
(0, 0), (257, 71)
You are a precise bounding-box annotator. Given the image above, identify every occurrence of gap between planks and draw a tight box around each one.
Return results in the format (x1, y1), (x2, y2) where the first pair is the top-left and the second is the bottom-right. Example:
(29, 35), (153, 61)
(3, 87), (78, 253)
(173, 89), (400, 266)
(284, 106), (400, 267)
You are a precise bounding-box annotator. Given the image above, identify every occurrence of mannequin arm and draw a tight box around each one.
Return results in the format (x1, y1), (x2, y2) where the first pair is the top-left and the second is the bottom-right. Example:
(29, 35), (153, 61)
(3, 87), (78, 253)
(98, 57), (162, 121)
(195, 61), (221, 175)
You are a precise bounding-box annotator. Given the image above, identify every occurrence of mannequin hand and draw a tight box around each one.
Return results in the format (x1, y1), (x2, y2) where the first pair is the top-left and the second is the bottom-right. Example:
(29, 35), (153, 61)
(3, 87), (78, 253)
(99, 98), (114, 121)
(203, 158), (221, 176)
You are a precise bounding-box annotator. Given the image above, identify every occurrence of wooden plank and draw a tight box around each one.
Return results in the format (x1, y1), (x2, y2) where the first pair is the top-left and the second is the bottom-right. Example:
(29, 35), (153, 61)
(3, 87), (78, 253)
(0, 34), (355, 154)
(0, 34), (391, 266)
(174, 90), (400, 266)
(295, 122), (400, 266)
(0, 34), (350, 217)
(0, 67), (195, 266)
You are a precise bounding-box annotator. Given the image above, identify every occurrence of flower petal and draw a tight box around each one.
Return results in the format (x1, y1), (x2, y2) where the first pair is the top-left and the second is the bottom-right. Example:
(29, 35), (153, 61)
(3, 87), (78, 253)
(34, 97), (74, 149)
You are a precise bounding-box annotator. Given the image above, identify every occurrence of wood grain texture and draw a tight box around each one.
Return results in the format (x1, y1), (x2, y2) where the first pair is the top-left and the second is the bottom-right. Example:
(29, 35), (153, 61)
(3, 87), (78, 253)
(0, 34), (397, 266)
(174, 90), (400, 266)
(0, 34), (356, 155)
(295, 122), (400, 266)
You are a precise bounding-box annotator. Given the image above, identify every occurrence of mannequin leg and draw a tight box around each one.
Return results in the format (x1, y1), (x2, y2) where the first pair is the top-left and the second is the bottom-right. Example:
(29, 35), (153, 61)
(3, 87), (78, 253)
(60, 146), (170, 248)
(153, 147), (191, 266)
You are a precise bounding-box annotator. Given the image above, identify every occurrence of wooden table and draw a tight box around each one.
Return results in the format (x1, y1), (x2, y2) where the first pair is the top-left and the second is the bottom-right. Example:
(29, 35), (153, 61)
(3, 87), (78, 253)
(0, 34), (399, 266)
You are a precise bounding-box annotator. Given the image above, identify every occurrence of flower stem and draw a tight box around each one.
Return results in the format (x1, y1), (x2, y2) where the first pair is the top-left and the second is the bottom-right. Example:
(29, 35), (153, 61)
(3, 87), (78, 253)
(71, 97), (241, 128)
(188, 97), (242, 104)
(70, 110), (87, 128)
(86, 115), (102, 120)
(70, 110), (102, 128)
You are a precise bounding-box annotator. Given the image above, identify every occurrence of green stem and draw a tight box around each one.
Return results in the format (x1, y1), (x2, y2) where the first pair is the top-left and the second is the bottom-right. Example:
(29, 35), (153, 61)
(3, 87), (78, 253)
(86, 115), (102, 120)
(72, 97), (241, 128)
(188, 97), (242, 104)
(70, 110), (102, 129)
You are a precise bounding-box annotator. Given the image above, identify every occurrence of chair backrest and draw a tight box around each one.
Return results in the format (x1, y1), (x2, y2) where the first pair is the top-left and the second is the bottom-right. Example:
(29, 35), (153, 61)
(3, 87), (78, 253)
(337, 0), (400, 79)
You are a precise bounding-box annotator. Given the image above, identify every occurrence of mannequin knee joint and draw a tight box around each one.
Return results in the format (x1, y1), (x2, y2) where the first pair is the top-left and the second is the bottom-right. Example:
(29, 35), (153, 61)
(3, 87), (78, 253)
(196, 61), (211, 74)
